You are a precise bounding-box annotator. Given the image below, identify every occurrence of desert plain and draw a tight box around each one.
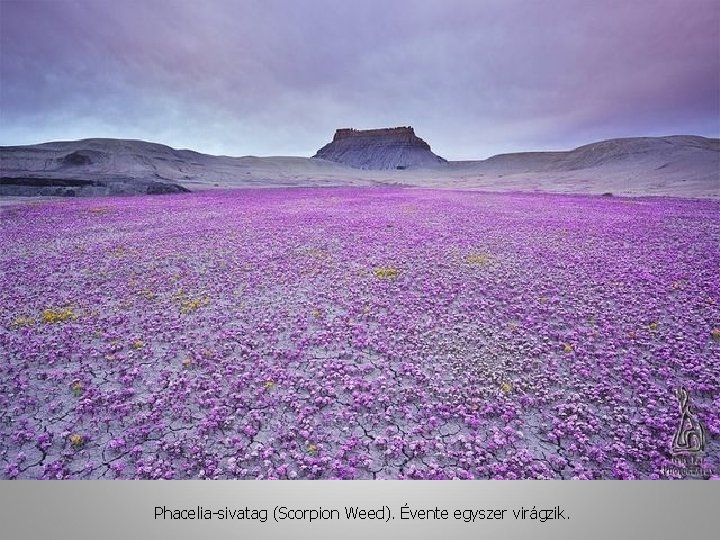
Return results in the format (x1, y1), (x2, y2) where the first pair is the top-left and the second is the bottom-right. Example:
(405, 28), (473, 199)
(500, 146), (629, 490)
(1, 185), (718, 479)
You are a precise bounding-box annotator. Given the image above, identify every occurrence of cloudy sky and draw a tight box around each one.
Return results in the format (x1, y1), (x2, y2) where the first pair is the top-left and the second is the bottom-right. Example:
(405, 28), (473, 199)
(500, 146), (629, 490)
(1, 0), (718, 159)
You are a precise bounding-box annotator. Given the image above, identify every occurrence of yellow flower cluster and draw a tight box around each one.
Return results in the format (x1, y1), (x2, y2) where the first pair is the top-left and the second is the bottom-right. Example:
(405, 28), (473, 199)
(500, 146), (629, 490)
(465, 253), (491, 266)
(70, 381), (83, 397)
(174, 290), (210, 314)
(69, 434), (84, 448)
(141, 289), (156, 300)
(11, 316), (35, 328)
(41, 308), (76, 324)
(373, 267), (399, 279)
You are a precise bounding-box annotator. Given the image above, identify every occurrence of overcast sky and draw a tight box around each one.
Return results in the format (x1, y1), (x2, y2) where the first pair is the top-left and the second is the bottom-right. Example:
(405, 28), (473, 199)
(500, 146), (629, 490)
(1, 0), (718, 159)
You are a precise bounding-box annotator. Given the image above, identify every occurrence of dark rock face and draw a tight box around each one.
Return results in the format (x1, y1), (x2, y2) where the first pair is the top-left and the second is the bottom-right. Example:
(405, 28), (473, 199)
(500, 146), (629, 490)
(61, 150), (107, 166)
(0, 177), (190, 197)
(145, 182), (191, 195)
(313, 126), (446, 170)
(0, 177), (97, 188)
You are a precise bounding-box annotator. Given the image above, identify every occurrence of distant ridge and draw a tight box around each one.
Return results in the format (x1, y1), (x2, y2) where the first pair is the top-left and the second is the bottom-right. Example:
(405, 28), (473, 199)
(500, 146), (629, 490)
(1, 134), (717, 198)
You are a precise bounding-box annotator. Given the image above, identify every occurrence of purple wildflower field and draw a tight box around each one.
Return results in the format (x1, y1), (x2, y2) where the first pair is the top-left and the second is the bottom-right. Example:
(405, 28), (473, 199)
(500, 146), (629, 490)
(1, 187), (718, 479)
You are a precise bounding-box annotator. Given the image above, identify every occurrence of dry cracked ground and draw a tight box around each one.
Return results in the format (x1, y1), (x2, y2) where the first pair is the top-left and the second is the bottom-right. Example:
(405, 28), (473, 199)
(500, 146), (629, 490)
(1, 187), (718, 479)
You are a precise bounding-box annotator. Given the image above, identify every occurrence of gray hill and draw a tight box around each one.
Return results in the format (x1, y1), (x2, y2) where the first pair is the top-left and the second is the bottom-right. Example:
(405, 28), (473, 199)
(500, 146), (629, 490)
(1, 133), (717, 198)
(479, 135), (718, 173)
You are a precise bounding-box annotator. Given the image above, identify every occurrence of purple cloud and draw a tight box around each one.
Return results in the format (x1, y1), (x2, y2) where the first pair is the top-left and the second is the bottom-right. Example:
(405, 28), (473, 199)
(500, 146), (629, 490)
(1, 0), (718, 159)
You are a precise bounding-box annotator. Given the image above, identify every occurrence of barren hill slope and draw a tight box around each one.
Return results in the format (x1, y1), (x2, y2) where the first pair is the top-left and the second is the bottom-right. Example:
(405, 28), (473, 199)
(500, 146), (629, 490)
(1, 134), (717, 198)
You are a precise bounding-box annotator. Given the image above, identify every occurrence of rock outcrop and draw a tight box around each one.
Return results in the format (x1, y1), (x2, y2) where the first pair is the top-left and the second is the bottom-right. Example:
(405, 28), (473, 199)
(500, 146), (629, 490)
(0, 176), (190, 197)
(313, 126), (447, 170)
(0, 139), (195, 197)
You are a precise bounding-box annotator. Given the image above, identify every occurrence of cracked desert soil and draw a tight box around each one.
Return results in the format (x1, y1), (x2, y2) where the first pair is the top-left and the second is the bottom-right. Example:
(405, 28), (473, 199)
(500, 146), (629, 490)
(1, 187), (718, 479)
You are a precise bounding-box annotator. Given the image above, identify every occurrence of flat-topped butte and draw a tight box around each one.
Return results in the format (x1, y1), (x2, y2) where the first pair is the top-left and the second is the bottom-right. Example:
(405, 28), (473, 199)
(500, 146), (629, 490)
(314, 126), (446, 170)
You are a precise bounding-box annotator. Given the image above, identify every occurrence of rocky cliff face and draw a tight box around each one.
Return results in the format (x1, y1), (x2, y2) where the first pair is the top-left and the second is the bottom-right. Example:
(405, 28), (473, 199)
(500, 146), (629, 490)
(0, 139), (194, 197)
(313, 126), (446, 170)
